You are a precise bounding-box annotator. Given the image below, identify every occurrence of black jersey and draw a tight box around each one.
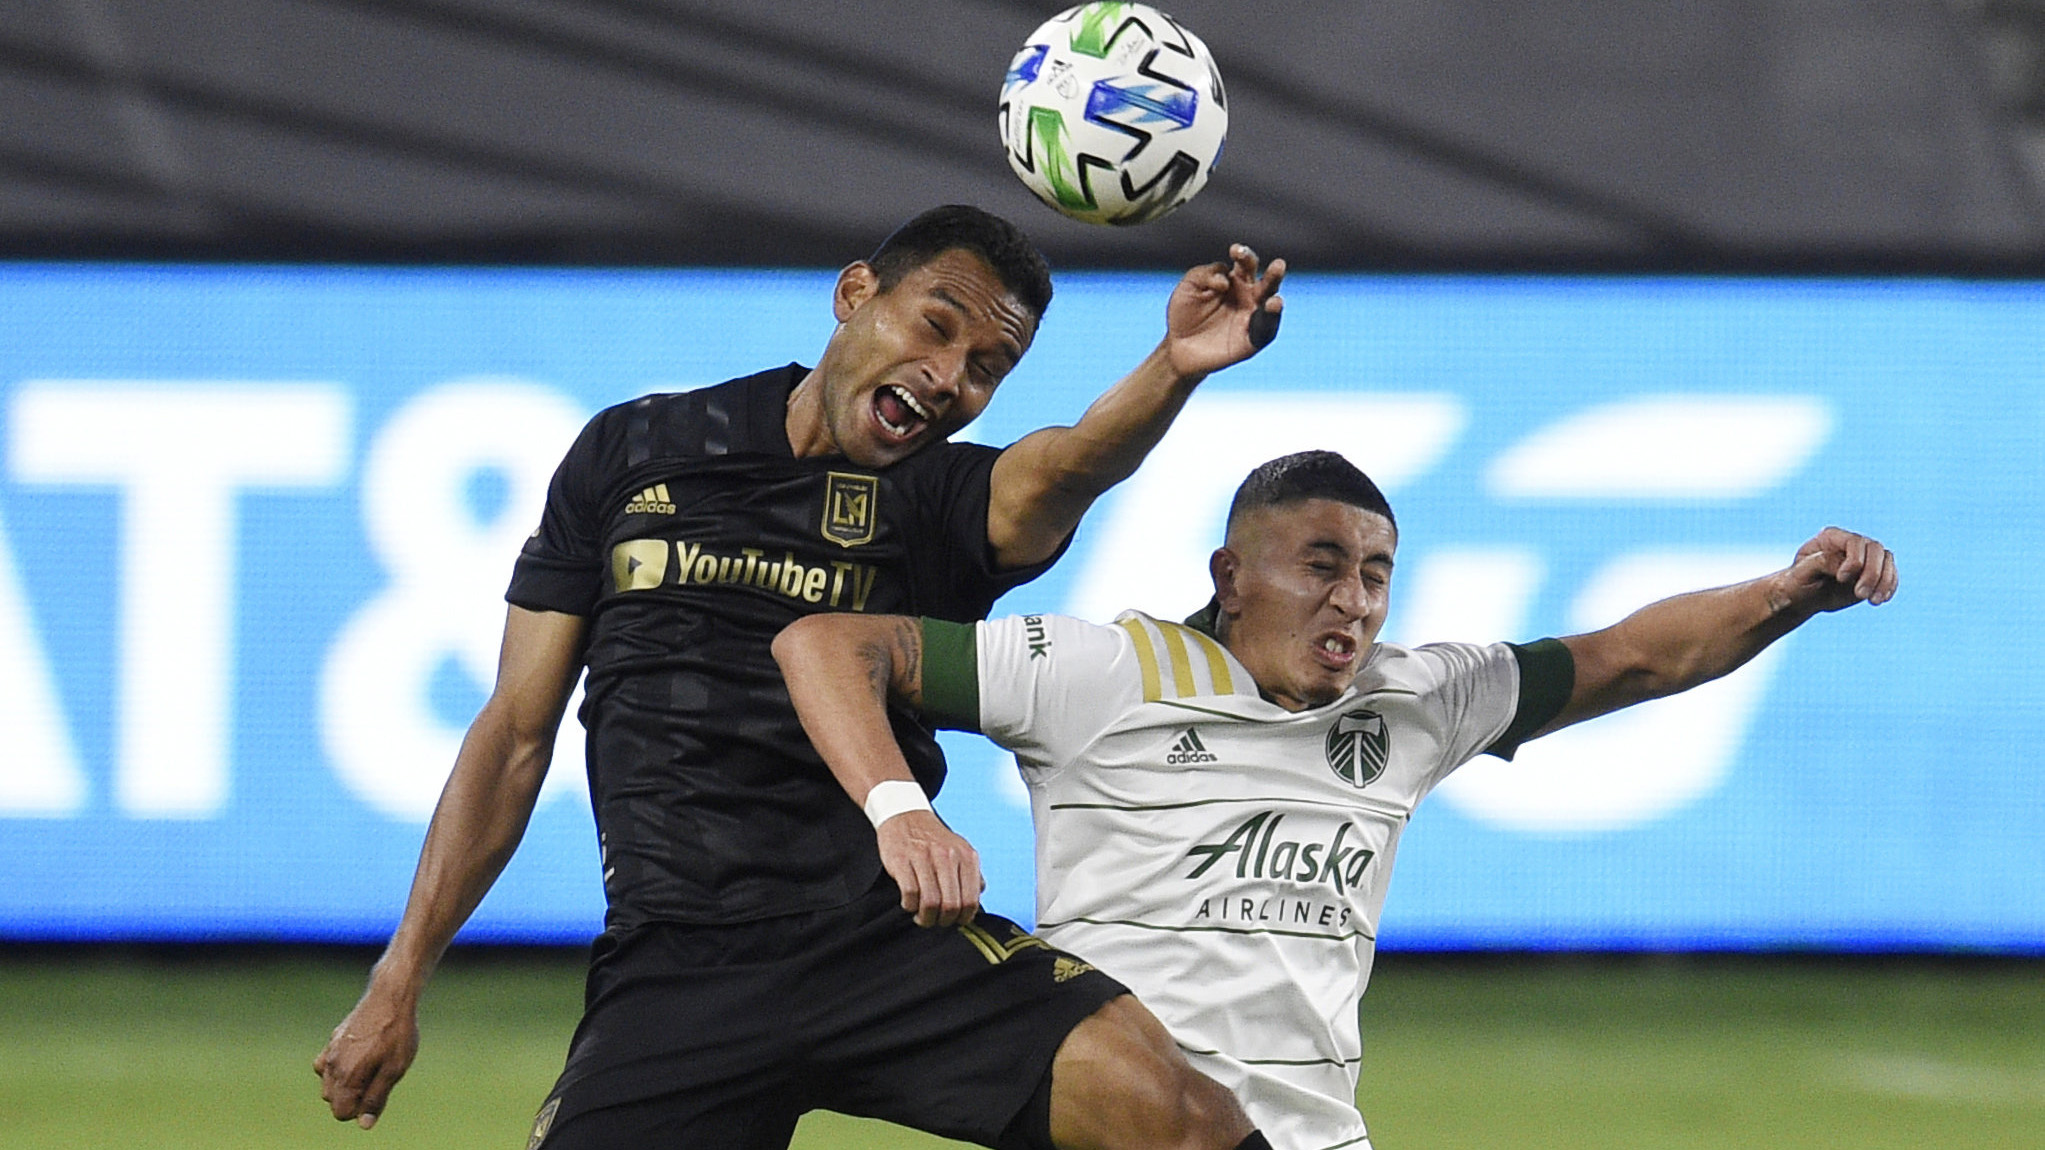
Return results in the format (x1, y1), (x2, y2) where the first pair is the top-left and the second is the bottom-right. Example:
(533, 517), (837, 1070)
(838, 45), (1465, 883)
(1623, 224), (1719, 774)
(506, 365), (1056, 927)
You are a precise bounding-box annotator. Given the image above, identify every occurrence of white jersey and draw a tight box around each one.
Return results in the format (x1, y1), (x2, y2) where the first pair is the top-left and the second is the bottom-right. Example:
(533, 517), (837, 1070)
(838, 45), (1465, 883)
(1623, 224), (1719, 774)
(963, 611), (1529, 1150)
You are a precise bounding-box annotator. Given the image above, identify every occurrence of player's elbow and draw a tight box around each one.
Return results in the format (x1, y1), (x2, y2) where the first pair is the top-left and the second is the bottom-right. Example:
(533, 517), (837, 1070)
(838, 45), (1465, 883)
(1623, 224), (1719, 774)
(771, 615), (874, 698)
(770, 615), (830, 676)
(462, 693), (559, 791)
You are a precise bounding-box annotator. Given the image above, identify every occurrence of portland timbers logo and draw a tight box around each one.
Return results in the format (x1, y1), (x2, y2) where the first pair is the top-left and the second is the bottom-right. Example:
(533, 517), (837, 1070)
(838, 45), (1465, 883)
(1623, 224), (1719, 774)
(1325, 710), (1389, 789)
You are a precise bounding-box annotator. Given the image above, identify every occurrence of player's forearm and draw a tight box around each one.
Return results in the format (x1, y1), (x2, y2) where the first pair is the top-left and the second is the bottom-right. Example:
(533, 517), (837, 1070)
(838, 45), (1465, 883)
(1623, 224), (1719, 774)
(1563, 574), (1804, 723)
(1061, 341), (1205, 480)
(774, 616), (925, 805)
(988, 344), (1198, 566)
(371, 707), (551, 996)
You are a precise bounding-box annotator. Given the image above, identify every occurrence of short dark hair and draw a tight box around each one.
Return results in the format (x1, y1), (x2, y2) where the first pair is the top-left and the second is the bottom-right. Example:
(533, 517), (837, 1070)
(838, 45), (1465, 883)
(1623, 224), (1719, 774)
(867, 205), (1053, 323)
(1226, 450), (1396, 533)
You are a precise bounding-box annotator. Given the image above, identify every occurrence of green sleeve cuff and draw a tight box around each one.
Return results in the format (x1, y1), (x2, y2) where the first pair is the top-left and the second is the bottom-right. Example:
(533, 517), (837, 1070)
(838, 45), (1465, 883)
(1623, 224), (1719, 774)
(918, 617), (982, 732)
(1485, 637), (1575, 761)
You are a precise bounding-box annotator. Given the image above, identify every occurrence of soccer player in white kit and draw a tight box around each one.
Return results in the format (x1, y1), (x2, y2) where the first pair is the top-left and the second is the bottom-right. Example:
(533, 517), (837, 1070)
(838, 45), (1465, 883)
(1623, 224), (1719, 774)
(774, 450), (1898, 1150)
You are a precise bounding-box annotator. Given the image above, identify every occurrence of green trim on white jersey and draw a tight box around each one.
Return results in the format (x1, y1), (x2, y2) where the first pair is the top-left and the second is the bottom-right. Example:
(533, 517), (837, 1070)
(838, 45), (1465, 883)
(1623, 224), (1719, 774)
(918, 616), (980, 730)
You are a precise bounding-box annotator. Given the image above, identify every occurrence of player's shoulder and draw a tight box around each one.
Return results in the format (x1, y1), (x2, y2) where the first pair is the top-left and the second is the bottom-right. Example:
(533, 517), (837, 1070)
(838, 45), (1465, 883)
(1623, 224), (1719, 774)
(1358, 639), (1516, 693)
(888, 432), (1006, 482)
(979, 609), (1121, 656)
(572, 365), (806, 466)
(1110, 608), (1207, 646)
(589, 364), (794, 428)
(876, 440), (1004, 514)
(973, 610), (1139, 683)
(1103, 609), (1257, 703)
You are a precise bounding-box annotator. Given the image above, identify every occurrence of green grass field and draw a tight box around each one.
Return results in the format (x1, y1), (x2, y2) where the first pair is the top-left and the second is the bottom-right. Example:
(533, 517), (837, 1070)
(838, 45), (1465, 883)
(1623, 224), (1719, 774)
(1, 947), (2038, 1149)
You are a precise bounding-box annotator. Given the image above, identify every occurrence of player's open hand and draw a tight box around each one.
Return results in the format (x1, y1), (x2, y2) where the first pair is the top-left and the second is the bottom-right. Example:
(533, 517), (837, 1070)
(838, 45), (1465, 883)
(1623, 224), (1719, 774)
(1161, 243), (1285, 380)
(877, 809), (984, 928)
(314, 985), (421, 1129)
(1777, 526), (1898, 614)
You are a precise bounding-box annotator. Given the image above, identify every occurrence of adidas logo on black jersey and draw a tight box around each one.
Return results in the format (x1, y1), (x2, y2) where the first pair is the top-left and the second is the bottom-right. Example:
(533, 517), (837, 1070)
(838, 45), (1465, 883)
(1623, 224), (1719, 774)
(625, 484), (676, 515)
(1165, 729), (1219, 765)
(1052, 956), (1096, 983)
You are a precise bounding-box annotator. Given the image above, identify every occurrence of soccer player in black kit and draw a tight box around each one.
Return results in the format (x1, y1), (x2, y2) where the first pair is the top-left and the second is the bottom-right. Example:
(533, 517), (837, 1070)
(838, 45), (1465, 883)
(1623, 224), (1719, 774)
(316, 206), (1285, 1150)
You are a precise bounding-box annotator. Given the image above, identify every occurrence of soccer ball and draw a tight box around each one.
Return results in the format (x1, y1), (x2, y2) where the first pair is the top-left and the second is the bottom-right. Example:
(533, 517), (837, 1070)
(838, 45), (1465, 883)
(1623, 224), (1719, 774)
(998, 3), (1228, 226)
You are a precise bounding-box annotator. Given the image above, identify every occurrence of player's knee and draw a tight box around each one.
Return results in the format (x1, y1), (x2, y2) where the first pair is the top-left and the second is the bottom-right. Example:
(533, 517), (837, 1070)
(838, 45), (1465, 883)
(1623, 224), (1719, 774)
(1146, 1060), (1250, 1150)
(1054, 1000), (1251, 1150)
(1110, 1066), (1246, 1150)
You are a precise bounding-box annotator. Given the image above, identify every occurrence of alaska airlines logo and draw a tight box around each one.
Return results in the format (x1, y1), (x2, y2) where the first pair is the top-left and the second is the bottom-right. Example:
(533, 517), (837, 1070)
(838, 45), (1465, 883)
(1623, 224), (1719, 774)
(624, 484), (676, 515)
(1184, 811), (1376, 895)
(1165, 728), (1218, 764)
(1324, 710), (1388, 788)
(821, 471), (878, 548)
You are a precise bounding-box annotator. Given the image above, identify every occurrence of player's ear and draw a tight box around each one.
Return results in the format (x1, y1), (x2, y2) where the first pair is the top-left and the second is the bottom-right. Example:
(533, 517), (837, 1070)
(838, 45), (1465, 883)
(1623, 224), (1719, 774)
(833, 262), (880, 323)
(1210, 547), (1242, 613)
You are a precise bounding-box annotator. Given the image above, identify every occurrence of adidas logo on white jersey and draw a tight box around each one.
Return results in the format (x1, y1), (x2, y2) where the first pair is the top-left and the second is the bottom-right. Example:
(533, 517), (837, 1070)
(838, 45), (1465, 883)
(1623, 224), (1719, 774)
(1165, 729), (1219, 765)
(625, 484), (676, 515)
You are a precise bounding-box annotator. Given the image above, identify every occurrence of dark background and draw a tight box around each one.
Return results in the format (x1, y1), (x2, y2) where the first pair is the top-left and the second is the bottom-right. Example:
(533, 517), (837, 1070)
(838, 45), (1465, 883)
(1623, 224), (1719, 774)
(9, 0), (2045, 271)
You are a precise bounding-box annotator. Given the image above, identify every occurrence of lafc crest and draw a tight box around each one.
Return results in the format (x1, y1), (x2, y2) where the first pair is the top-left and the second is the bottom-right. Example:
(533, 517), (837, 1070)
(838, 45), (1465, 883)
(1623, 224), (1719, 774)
(1325, 710), (1389, 789)
(821, 471), (879, 548)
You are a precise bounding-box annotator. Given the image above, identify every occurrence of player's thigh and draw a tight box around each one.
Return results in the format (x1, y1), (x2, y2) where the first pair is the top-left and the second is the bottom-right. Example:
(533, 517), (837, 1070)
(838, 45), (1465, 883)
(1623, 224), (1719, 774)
(807, 897), (1125, 1146)
(532, 1089), (802, 1150)
(1046, 995), (1253, 1150)
(536, 922), (810, 1148)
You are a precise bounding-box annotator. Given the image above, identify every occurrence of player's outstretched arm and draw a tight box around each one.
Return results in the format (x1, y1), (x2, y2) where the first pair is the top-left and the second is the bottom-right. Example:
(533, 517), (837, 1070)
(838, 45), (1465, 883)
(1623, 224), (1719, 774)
(314, 605), (584, 1129)
(773, 614), (983, 929)
(986, 244), (1285, 569)
(1536, 527), (1897, 739)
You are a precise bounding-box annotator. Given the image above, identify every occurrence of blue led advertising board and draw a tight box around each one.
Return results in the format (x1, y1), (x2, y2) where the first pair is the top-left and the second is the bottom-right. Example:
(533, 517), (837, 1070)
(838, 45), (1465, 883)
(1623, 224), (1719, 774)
(0, 264), (2038, 949)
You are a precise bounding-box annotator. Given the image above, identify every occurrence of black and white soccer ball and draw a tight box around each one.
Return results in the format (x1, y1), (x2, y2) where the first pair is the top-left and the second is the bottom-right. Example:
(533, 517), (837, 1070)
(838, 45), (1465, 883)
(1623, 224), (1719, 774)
(998, 3), (1228, 226)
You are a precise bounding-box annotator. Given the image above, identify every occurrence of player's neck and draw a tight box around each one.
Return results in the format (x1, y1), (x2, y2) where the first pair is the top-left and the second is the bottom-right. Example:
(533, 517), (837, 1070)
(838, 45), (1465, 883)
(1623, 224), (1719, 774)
(784, 369), (835, 458)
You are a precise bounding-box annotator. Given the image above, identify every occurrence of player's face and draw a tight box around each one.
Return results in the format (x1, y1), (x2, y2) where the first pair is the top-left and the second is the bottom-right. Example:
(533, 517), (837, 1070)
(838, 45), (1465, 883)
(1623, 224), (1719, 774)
(814, 249), (1036, 468)
(1213, 499), (1396, 712)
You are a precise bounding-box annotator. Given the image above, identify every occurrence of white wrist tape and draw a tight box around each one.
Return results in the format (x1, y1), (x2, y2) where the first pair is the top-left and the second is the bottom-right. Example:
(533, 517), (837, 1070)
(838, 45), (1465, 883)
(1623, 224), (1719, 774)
(863, 779), (933, 829)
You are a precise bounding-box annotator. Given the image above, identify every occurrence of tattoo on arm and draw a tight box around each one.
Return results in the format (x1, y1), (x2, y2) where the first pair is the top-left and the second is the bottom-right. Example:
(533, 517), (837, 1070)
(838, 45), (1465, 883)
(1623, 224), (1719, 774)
(850, 617), (925, 710)
(854, 634), (892, 700)
(889, 616), (923, 708)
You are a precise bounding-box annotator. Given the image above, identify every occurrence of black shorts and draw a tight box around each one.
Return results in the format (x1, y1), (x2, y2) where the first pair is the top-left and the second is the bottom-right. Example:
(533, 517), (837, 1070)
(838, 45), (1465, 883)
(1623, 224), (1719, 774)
(528, 876), (1128, 1150)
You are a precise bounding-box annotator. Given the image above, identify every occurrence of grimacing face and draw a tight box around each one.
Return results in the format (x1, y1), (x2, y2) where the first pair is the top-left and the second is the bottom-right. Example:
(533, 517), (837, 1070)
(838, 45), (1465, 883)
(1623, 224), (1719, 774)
(1211, 498), (1397, 712)
(810, 248), (1035, 468)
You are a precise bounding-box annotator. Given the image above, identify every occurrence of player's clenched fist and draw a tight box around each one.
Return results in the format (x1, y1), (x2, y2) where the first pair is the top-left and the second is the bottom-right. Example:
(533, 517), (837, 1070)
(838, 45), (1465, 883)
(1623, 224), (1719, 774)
(314, 987), (420, 1129)
(1779, 527), (1898, 614)
(876, 809), (985, 928)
